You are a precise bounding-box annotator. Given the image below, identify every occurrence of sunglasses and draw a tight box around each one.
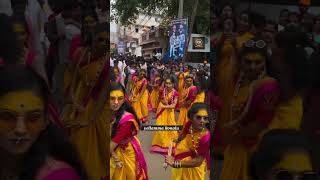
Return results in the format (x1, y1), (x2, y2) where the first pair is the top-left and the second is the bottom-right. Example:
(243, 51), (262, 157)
(273, 170), (318, 180)
(244, 40), (266, 49)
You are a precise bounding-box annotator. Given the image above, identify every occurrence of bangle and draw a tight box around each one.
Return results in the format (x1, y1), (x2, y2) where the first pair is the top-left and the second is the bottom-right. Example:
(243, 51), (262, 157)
(173, 161), (181, 168)
(112, 155), (120, 162)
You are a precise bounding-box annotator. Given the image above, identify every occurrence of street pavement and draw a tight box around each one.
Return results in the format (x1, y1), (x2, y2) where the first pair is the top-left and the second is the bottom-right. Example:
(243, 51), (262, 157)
(137, 111), (211, 180)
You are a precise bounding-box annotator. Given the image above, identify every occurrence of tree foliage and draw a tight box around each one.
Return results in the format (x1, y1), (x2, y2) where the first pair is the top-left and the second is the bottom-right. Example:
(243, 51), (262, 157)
(111, 0), (210, 34)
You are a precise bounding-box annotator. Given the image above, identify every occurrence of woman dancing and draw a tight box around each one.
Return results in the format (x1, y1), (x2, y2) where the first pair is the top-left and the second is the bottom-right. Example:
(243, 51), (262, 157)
(110, 83), (148, 180)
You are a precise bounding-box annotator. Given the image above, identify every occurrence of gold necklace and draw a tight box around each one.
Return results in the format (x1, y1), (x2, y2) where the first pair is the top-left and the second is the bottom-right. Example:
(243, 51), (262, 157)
(230, 71), (265, 125)
(190, 126), (205, 154)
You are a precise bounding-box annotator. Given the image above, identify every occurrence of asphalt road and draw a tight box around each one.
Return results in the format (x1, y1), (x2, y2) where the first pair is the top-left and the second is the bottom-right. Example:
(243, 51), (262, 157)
(137, 111), (211, 180)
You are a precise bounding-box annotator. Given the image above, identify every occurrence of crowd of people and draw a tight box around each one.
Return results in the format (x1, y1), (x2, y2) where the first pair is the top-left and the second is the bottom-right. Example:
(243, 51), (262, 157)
(110, 53), (215, 179)
(0, 0), (319, 179)
(211, 2), (320, 180)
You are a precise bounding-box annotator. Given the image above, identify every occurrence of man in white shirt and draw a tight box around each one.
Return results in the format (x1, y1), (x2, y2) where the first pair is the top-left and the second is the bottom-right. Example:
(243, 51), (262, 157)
(25, 0), (46, 55)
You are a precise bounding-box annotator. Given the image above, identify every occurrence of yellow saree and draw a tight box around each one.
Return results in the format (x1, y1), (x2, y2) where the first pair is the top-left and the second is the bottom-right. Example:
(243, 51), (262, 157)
(110, 114), (148, 180)
(150, 77), (161, 112)
(150, 89), (179, 155)
(130, 78), (149, 123)
(62, 47), (109, 180)
(172, 122), (210, 180)
(177, 86), (198, 126)
(219, 77), (279, 180)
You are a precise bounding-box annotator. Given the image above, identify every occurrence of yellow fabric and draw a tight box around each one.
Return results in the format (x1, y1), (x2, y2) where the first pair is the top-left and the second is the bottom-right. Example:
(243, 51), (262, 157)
(274, 151), (313, 172)
(216, 39), (238, 134)
(172, 131), (208, 180)
(78, 60), (105, 86)
(177, 107), (189, 126)
(150, 88), (160, 110)
(194, 91), (205, 103)
(257, 95), (303, 149)
(219, 144), (251, 180)
(68, 99), (109, 180)
(151, 91), (178, 151)
(62, 51), (108, 180)
(13, 23), (25, 33)
(236, 32), (254, 50)
(131, 79), (149, 122)
(219, 78), (270, 180)
(177, 72), (189, 97)
(171, 157), (207, 180)
(267, 96), (303, 130)
(110, 136), (146, 180)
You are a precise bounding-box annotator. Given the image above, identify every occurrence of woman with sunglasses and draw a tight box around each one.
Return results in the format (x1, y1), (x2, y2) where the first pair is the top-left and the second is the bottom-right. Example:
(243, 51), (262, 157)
(177, 74), (198, 126)
(61, 21), (109, 179)
(129, 69), (149, 123)
(219, 38), (280, 180)
(150, 77), (179, 155)
(110, 83), (148, 180)
(0, 64), (87, 179)
(165, 103), (212, 180)
(250, 129), (319, 180)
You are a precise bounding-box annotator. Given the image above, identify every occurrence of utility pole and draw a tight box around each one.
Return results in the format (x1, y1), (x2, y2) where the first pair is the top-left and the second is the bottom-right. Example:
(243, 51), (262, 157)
(182, 0), (199, 63)
(178, 0), (184, 18)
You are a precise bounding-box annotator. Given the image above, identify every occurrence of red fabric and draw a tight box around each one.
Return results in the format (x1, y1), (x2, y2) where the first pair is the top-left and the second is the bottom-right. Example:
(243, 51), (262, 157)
(243, 80), (280, 127)
(197, 132), (211, 170)
(207, 91), (223, 111)
(48, 14), (57, 21)
(212, 127), (223, 147)
(69, 35), (81, 61)
(0, 58), (4, 65)
(198, 137), (210, 158)
(25, 51), (36, 66)
(43, 168), (80, 180)
(241, 80), (280, 147)
(112, 121), (135, 144)
(182, 121), (192, 135)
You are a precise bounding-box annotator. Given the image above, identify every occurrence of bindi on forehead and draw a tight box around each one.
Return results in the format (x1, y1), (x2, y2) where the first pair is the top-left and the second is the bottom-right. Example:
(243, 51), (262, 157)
(0, 91), (44, 113)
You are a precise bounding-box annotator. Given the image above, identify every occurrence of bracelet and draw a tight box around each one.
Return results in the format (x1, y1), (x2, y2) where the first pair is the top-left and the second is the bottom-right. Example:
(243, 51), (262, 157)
(173, 161), (182, 168)
(112, 155), (120, 162)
